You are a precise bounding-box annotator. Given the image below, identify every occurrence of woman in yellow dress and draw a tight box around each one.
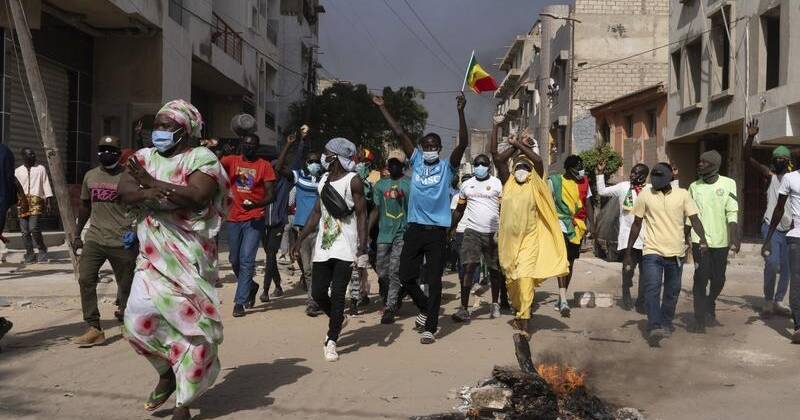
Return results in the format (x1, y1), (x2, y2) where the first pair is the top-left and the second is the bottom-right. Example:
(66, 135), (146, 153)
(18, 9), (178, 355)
(491, 122), (569, 336)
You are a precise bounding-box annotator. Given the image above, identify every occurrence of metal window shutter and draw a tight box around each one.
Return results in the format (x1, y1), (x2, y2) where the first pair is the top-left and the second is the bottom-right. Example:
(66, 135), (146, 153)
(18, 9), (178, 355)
(6, 49), (69, 167)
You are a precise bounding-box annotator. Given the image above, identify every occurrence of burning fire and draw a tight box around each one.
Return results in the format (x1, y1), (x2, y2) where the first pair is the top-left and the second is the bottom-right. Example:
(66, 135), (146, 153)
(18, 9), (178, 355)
(535, 363), (587, 396)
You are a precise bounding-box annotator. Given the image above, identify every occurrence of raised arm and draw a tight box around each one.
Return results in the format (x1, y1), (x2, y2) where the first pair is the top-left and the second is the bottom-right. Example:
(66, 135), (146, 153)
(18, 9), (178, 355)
(594, 160), (626, 197)
(743, 119), (771, 178)
(449, 93), (468, 169)
(490, 115), (510, 183)
(274, 134), (298, 178)
(510, 136), (544, 177)
(373, 96), (414, 157)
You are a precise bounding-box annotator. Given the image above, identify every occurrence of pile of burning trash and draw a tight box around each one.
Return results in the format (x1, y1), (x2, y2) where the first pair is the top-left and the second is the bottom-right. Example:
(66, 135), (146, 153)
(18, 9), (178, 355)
(413, 335), (645, 420)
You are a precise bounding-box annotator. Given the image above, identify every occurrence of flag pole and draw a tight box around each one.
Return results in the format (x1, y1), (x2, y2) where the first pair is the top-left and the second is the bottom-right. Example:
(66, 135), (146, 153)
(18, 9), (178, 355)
(461, 50), (474, 93)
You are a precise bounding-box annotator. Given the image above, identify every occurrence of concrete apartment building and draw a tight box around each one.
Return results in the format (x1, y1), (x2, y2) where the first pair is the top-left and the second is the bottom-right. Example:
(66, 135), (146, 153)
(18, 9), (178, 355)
(666, 0), (799, 238)
(0, 0), (322, 186)
(495, 0), (669, 171)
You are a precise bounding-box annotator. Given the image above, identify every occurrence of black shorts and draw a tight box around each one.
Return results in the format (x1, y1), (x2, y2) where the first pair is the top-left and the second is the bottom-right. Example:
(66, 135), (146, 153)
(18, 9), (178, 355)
(459, 228), (499, 271)
(564, 233), (581, 262)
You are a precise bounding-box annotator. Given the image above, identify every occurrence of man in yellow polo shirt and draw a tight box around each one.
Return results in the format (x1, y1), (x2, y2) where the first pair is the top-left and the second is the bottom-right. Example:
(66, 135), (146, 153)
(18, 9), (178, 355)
(687, 150), (740, 333)
(625, 162), (709, 347)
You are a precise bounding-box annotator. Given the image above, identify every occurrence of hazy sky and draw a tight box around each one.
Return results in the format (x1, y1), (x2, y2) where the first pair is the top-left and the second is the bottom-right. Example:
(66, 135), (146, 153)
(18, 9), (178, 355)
(318, 0), (548, 146)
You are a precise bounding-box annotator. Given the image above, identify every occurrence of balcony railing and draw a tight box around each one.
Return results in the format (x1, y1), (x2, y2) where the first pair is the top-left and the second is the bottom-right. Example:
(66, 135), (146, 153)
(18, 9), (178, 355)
(212, 13), (243, 63)
(266, 19), (278, 45)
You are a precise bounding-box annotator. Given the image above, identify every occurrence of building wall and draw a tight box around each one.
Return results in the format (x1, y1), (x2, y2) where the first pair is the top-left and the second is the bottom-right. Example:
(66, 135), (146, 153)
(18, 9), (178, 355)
(592, 92), (667, 180)
(668, 0), (800, 145)
(571, 0), (669, 154)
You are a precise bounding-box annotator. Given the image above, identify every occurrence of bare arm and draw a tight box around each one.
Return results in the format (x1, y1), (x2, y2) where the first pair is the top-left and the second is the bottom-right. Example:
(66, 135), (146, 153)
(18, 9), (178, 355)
(373, 96), (415, 157)
(449, 94), (468, 169)
(743, 119), (771, 178)
(688, 215), (709, 250)
(490, 116), (511, 183)
(511, 138), (544, 177)
(351, 176), (369, 255)
(73, 199), (91, 249)
(368, 207), (379, 236)
(121, 159), (218, 211)
(274, 134), (298, 178)
(763, 194), (788, 252)
(450, 201), (466, 234)
(626, 216), (643, 254)
(295, 199), (321, 248)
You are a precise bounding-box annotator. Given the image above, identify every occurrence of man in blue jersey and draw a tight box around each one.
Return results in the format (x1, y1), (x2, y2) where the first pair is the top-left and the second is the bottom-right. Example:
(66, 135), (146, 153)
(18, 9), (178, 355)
(374, 93), (468, 344)
(274, 125), (324, 316)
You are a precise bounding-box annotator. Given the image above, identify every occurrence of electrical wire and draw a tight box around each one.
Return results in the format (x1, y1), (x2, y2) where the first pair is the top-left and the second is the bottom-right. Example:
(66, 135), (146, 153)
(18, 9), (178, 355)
(329, 0), (401, 77)
(381, 0), (462, 77)
(401, 0), (463, 72)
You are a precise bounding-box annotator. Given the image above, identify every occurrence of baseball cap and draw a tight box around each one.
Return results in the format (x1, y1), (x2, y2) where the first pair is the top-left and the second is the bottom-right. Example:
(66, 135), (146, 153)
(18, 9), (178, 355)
(387, 149), (406, 163)
(98, 135), (121, 149)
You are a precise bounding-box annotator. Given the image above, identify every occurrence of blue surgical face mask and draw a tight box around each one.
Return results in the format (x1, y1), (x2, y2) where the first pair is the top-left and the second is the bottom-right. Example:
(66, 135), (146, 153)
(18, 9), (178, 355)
(307, 162), (321, 175)
(151, 129), (182, 153)
(473, 165), (489, 179)
(422, 150), (439, 163)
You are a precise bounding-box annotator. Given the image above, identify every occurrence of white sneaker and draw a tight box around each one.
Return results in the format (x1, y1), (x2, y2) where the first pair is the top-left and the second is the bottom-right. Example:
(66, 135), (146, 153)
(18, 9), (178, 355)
(775, 301), (792, 317)
(490, 303), (501, 319)
(324, 339), (339, 362)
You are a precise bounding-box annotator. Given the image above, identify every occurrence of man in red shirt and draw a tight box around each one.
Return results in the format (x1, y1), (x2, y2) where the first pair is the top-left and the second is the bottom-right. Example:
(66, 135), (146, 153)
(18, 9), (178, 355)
(221, 134), (276, 317)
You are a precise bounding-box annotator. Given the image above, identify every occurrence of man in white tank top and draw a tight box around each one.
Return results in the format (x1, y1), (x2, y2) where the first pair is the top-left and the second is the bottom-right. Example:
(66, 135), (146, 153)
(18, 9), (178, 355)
(293, 138), (369, 362)
(744, 119), (793, 318)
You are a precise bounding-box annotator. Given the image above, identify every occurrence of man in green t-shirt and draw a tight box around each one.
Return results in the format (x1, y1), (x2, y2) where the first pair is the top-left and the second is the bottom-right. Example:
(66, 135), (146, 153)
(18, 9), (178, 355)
(370, 149), (411, 324)
(72, 136), (137, 347)
(687, 150), (740, 333)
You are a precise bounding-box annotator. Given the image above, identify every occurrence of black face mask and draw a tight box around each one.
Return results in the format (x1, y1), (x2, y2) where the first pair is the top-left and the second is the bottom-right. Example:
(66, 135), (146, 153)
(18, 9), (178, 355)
(99, 151), (121, 168)
(388, 161), (404, 178)
(772, 159), (789, 174)
(242, 144), (258, 160)
(630, 172), (647, 186)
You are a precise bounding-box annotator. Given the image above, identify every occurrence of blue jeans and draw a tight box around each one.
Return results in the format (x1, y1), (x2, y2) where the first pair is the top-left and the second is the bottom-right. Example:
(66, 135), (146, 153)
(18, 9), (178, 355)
(762, 223), (790, 302)
(228, 219), (266, 305)
(641, 254), (683, 331)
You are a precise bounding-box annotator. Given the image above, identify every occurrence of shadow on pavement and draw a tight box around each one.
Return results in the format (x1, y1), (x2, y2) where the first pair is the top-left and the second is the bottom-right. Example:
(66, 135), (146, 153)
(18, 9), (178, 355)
(193, 358), (312, 419)
(741, 295), (793, 340)
(337, 322), (403, 354)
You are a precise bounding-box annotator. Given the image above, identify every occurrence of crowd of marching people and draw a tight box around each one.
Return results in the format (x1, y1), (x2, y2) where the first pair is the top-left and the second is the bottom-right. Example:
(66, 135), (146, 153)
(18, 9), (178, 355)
(2, 95), (800, 419)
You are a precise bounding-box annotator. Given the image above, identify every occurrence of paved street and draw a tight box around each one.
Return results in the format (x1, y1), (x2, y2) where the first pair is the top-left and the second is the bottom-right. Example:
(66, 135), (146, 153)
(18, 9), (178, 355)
(0, 247), (798, 420)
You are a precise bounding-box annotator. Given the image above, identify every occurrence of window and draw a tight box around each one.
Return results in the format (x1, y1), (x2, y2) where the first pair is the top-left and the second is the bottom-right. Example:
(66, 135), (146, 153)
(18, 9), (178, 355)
(646, 109), (657, 138)
(600, 122), (611, 145)
(168, 0), (183, 25)
(762, 6), (781, 90)
(557, 125), (566, 153)
(709, 6), (731, 94)
(258, 61), (266, 108)
(625, 115), (634, 138)
(685, 39), (702, 106)
(670, 50), (681, 94)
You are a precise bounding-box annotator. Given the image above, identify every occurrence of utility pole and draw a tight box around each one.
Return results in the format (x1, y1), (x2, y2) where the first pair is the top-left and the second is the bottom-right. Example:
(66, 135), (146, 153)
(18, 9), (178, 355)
(8, 0), (78, 273)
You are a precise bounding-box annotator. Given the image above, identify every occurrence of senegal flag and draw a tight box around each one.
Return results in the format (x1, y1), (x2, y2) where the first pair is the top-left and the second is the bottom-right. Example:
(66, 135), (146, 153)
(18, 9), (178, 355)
(462, 50), (498, 94)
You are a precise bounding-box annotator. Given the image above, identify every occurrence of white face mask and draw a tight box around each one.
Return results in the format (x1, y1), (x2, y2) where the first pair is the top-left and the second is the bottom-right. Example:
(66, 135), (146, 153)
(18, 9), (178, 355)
(514, 169), (530, 183)
(321, 153), (333, 170)
(422, 150), (439, 163)
(576, 169), (586, 180)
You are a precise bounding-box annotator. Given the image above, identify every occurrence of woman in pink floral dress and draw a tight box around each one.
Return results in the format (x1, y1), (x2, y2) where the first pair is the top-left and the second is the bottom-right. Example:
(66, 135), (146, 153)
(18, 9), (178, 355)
(118, 99), (228, 420)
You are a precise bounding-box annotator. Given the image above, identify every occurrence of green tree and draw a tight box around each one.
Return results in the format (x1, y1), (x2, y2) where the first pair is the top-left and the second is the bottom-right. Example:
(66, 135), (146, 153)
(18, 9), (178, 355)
(288, 83), (428, 163)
